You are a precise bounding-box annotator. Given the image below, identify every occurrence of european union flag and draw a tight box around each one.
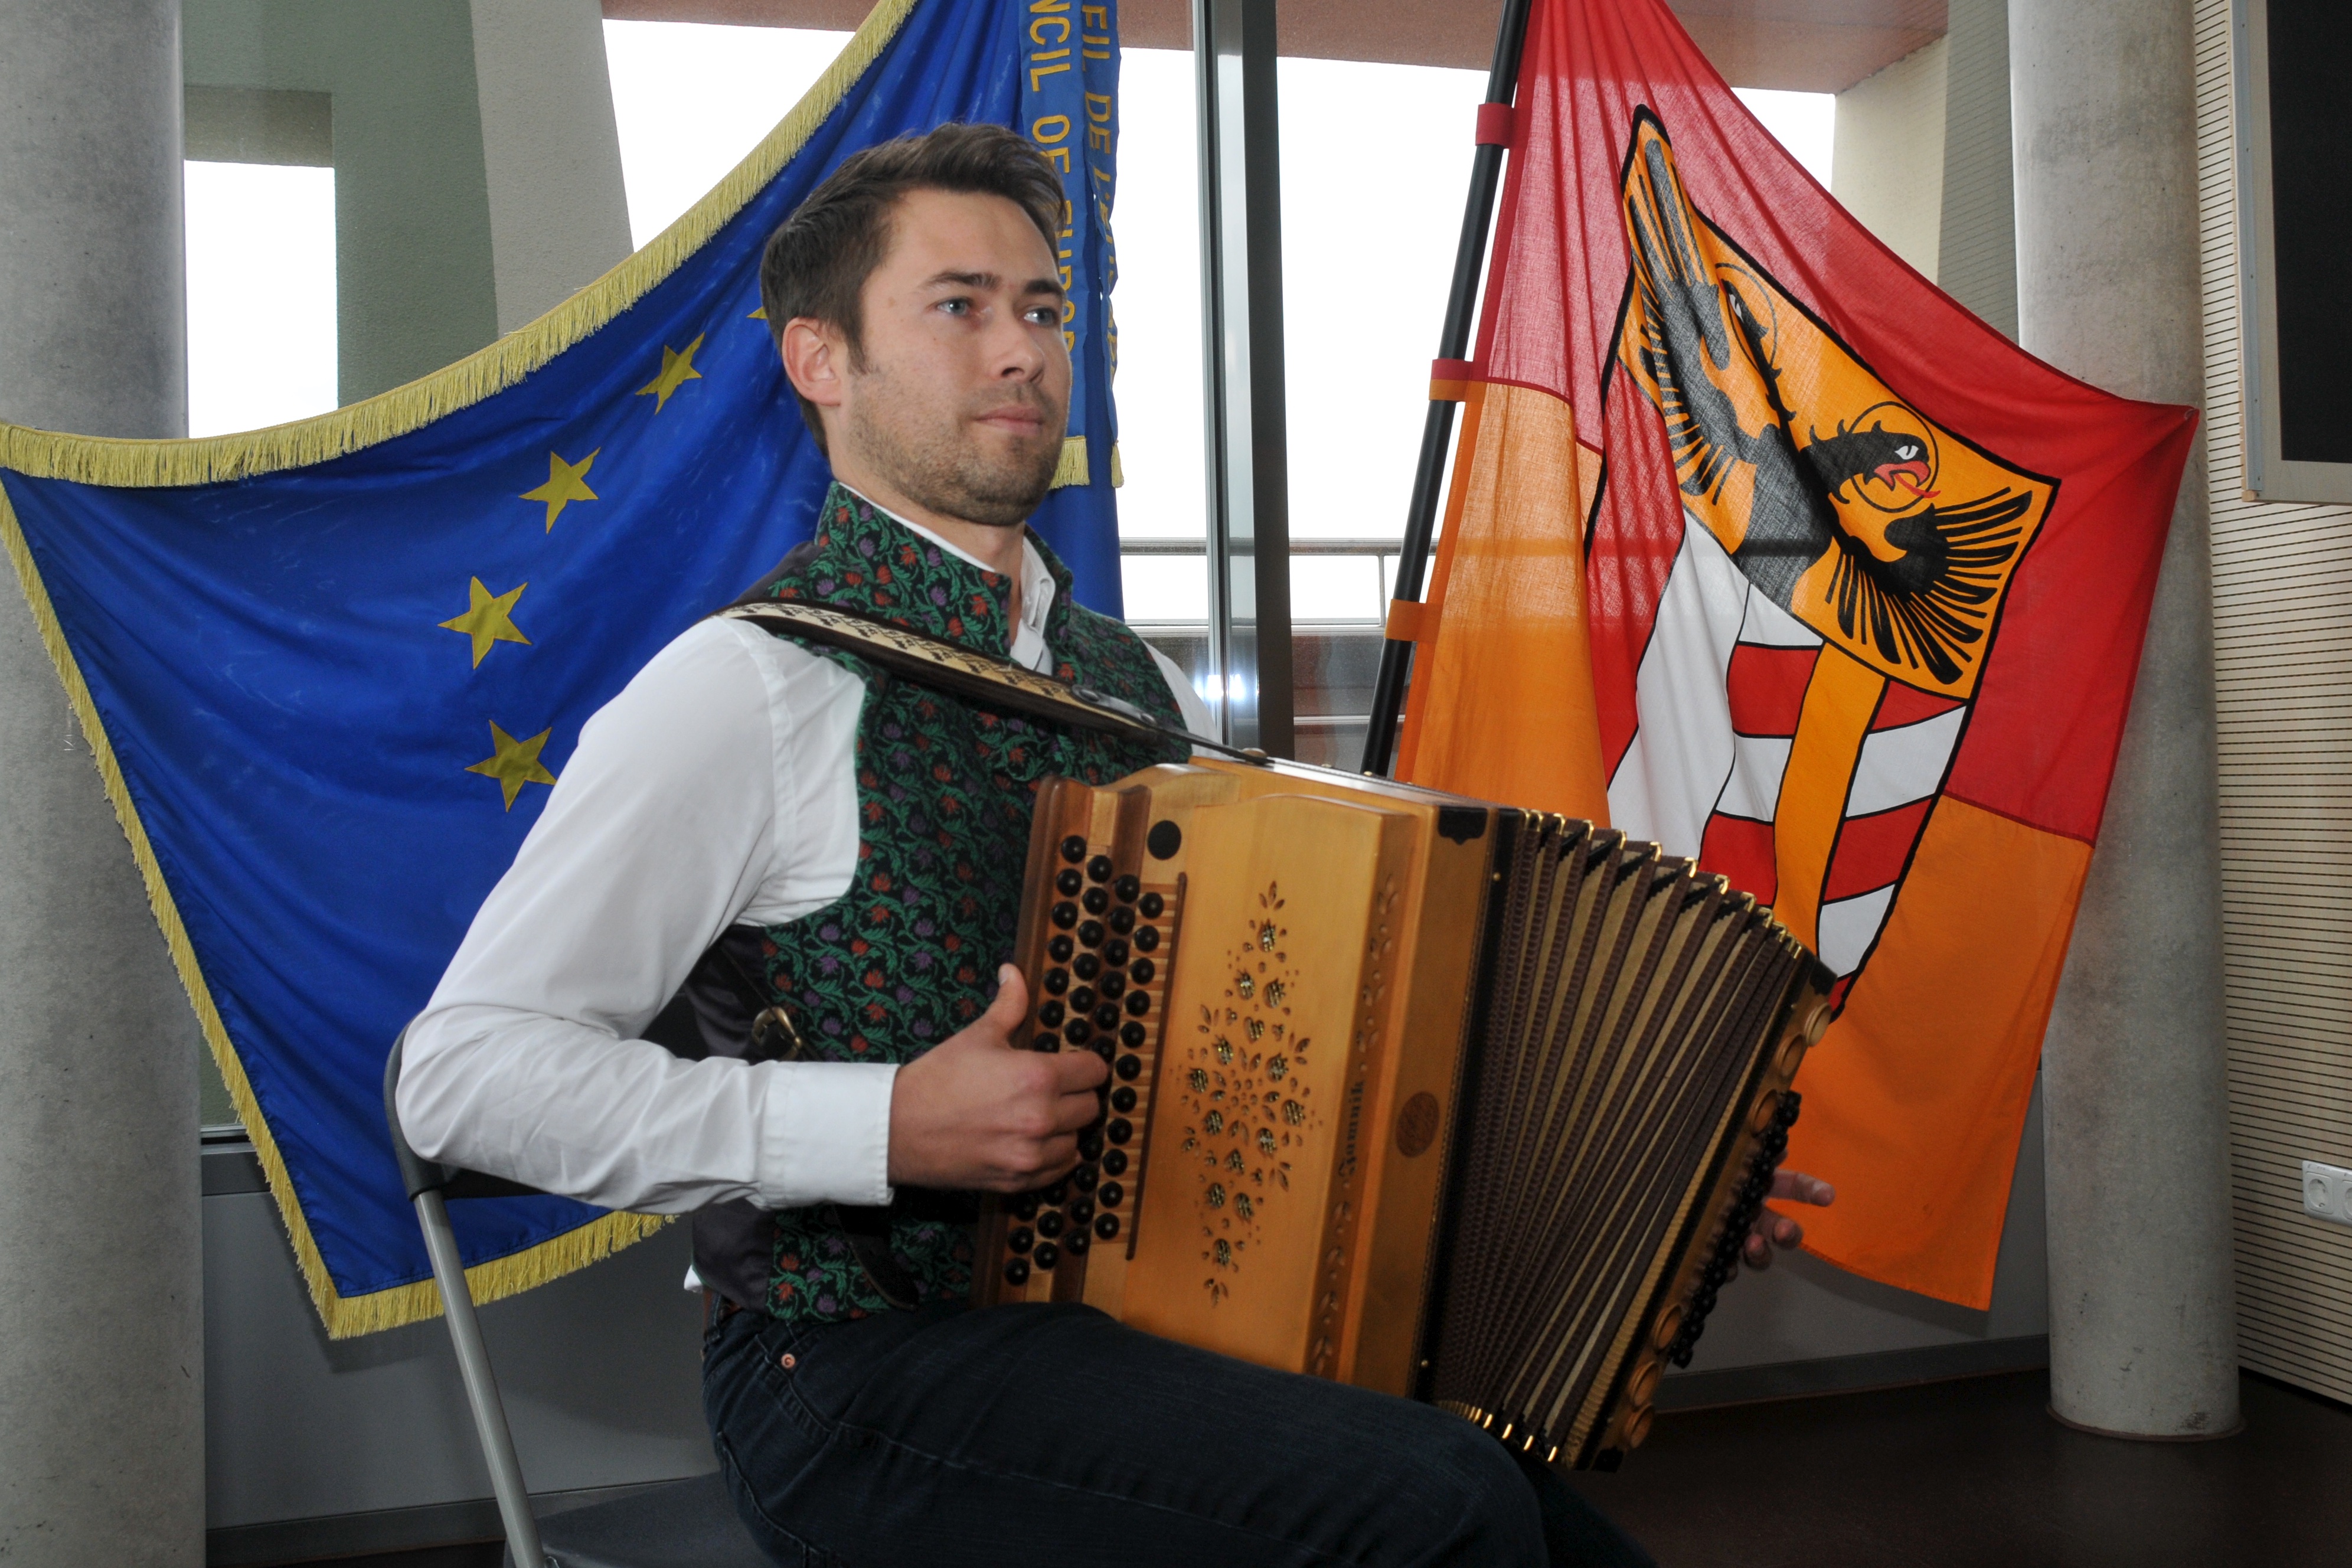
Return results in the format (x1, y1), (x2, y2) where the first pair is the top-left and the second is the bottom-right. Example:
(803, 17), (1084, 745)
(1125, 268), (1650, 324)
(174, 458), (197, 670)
(0, 0), (1128, 1335)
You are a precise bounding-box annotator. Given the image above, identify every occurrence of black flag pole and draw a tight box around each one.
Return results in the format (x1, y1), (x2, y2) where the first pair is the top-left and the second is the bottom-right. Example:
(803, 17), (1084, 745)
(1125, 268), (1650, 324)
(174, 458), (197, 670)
(1358, 0), (1536, 777)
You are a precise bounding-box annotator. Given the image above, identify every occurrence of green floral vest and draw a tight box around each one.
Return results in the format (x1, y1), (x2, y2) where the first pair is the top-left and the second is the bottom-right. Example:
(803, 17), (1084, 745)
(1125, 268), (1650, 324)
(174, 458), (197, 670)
(747, 485), (1184, 1322)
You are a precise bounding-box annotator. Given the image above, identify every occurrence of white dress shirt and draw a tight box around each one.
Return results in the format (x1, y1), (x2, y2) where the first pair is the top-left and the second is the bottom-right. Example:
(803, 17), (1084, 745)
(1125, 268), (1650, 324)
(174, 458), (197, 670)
(396, 506), (1211, 1217)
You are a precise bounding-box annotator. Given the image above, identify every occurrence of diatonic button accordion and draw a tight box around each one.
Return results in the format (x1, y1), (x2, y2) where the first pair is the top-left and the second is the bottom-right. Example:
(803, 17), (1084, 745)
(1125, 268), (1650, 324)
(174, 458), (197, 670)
(974, 757), (1831, 1472)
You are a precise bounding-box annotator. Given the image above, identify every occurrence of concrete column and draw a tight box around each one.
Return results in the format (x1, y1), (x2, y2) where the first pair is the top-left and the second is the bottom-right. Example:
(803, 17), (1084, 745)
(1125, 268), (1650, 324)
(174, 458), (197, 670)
(0, 5), (209, 1562)
(2011, 0), (2239, 1438)
(469, 0), (633, 332)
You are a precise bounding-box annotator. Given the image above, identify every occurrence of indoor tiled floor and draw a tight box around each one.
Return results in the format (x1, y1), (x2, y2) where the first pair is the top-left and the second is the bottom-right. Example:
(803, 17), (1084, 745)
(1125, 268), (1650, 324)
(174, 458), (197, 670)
(1578, 1370), (2351, 1567)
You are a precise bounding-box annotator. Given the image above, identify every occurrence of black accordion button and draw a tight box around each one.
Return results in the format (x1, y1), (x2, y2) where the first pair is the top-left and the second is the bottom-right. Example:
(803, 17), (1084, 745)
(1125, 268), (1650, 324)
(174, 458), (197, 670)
(1055, 868), (1084, 897)
(1037, 1211), (1064, 1239)
(1069, 986), (1097, 1013)
(1113, 874), (1141, 903)
(1109, 1086), (1137, 1113)
(1078, 1131), (1105, 1161)
(1133, 926), (1160, 952)
(1102, 938), (1130, 966)
(1073, 952), (1101, 981)
(1097, 1180), (1124, 1207)
(1086, 855), (1114, 883)
(1037, 1001), (1065, 1028)
(1138, 891), (1165, 919)
(1050, 902), (1078, 930)
(1119, 1021), (1146, 1048)
(1107, 906), (1136, 935)
(1007, 1227), (1034, 1254)
(1047, 935), (1074, 963)
(1128, 957), (1154, 984)
(1125, 992), (1151, 1017)
(1083, 887), (1110, 916)
(1014, 1195), (1039, 1220)
(1100, 1149), (1129, 1177)
(1069, 1198), (1095, 1226)
(1033, 1242), (1059, 1270)
(1113, 1056), (1142, 1083)
(1078, 921), (1106, 948)
(1060, 836), (1087, 863)
(1064, 1230), (1091, 1256)
(1041, 1180), (1067, 1204)
(1003, 1258), (1030, 1286)
(1042, 969), (1069, 995)
(1107, 1117), (1135, 1143)
(1097, 971), (1125, 999)
(1064, 1020), (1093, 1046)
(1146, 821), (1181, 860)
(1093, 1004), (1121, 1030)
(1095, 1213), (1121, 1241)
(1072, 1163), (1099, 1191)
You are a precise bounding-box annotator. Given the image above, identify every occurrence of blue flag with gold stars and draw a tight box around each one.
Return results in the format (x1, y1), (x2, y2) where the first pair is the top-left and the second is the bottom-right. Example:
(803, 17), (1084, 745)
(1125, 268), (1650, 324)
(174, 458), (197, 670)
(0, 0), (1128, 1336)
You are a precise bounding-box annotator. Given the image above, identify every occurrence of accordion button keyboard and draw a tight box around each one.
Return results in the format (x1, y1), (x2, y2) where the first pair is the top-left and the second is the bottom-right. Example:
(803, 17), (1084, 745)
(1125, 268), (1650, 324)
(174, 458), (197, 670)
(1100, 1149), (1128, 1177)
(1014, 1195), (1039, 1220)
(1069, 1198), (1095, 1226)
(1072, 1164), (1098, 1191)
(1079, 920), (1106, 947)
(1124, 992), (1151, 1017)
(1118, 1023), (1146, 1050)
(1043, 969), (1069, 995)
(1008, 1227), (1033, 1254)
(1083, 887), (1110, 915)
(1048, 935), (1074, 963)
(1107, 906), (1136, 935)
(1113, 1055), (1142, 1082)
(1003, 1259), (1030, 1286)
(1132, 926), (1159, 952)
(1107, 1117), (1134, 1143)
(1065, 1021), (1093, 1046)
(1037, 1211), (1065, 1239)
(1033, 1243), (1059, 1270)
(1066, 1231), (1092, 1256)
(1073, 953), (1101, 981)
(1069, 986), (1097, 1012)
(1042, 1181), (1067, 1204)
(1102, 938), (1130, 966)
(1113, 874), (1141, 903)
(1038, 1002), (1064, 1028)
(1138, 891), (1164, 919)
(1126, 958), (1153, 984)
(1055, 868), (1084, 896)
(1095, 1214), (1121, 1241)
(1051, 902), (1077, 929)
(1087, 855), (1114, 883)
(1096, 1181), (1123, 1207)
(1109, 1087), (1136, 1113)
(1097, 972), (1125, 999)
(1060, 835), (1087, 863)
(1093, 1004), (1122, 1030)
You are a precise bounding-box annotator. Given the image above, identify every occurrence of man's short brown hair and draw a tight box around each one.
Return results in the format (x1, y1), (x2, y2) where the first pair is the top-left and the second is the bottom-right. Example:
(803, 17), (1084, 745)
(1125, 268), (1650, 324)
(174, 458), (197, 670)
(761, 122), (1067, 450)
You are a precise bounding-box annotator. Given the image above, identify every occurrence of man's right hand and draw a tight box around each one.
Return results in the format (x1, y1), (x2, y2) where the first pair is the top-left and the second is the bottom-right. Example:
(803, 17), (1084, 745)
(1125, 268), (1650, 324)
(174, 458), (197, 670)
(886, 965), (1108, 1191)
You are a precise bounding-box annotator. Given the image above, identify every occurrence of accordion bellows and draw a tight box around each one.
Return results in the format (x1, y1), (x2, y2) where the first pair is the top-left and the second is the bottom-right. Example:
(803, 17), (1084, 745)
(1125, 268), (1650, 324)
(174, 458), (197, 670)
(974, 759), (1831, 1472)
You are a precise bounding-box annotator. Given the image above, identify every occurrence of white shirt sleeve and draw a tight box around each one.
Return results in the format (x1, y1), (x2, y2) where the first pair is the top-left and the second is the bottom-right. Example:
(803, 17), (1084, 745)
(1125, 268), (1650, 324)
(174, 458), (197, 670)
(1149, 646), (1217, 739)
(395, 620), (896, 1214)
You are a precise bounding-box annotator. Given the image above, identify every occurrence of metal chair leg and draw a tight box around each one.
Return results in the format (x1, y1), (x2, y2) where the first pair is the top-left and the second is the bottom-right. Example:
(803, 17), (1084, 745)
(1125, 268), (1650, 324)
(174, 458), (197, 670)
(415, 1189), (548, 1567)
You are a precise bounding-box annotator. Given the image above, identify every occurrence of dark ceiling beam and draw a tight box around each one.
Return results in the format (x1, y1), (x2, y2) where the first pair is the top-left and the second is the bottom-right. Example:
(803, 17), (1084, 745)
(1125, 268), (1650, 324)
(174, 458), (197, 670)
(600, 0), (1947, 93)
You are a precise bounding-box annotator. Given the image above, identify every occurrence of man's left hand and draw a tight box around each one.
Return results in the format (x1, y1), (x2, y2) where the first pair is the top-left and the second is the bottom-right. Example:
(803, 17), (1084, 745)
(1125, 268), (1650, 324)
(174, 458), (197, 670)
(1742, 1170), (1834, 1270)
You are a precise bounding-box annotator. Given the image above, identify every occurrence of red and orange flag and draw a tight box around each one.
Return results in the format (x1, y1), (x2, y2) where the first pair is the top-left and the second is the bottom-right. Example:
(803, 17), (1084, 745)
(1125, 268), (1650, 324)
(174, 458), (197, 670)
(1397, 0), (2196, 1307)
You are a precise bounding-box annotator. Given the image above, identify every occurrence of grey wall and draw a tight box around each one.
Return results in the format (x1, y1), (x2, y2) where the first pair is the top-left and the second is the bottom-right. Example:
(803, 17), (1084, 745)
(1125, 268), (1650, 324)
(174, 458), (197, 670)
(1937, 0), (2018, 337)
(203, 1151), (712, 1553)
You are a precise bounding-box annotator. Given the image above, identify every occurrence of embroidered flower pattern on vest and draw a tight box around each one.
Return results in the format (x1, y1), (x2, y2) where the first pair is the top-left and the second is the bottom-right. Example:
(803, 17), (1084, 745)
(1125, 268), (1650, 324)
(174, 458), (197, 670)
(747, 486), (1184, 1321)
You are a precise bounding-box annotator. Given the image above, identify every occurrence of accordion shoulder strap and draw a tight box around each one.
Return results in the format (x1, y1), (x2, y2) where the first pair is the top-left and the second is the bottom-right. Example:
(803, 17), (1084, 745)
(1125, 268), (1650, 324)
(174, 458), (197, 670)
(715, 598), (1195, 753)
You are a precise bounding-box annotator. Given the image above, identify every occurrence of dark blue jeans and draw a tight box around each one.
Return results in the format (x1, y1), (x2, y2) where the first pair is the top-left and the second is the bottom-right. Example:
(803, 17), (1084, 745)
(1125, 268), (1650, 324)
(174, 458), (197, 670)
(703, 1300), (1656, 1567)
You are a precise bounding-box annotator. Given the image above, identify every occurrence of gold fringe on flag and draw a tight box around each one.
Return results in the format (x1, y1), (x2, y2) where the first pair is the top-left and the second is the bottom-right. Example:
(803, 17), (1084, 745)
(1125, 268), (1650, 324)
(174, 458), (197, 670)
(0, 0), (923, 1338)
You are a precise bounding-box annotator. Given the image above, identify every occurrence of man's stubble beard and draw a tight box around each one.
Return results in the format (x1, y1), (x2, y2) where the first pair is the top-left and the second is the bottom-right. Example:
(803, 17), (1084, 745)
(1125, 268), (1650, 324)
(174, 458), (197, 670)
(845, 359), (1066, 529)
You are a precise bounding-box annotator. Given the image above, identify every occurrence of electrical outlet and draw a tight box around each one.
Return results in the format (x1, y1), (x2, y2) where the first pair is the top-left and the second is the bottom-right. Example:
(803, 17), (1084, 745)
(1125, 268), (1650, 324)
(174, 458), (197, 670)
(2303, 1161), (2352, 1228)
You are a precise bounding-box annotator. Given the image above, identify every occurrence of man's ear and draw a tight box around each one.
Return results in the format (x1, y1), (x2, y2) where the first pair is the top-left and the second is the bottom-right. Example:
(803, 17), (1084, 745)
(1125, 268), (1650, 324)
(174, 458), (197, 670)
(780, 317), (847, 416)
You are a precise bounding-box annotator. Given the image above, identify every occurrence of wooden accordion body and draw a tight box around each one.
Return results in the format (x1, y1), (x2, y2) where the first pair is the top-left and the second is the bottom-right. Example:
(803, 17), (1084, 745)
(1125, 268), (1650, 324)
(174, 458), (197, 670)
(973, 758), (1832, 1471)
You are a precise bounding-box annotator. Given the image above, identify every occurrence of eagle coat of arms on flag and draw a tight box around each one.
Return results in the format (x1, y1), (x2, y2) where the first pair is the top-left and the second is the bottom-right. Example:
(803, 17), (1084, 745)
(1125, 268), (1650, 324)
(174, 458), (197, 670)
(1396, 0), (2194, 1308)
